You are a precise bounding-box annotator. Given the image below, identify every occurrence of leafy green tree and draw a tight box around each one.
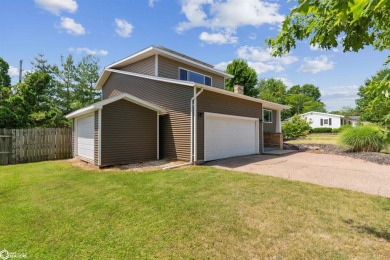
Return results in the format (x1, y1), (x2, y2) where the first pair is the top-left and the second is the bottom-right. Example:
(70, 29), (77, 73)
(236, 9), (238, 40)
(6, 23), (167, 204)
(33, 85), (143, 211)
(73, 55), (101, 110)
(268, 0), (390, 58)
(287, 94), (326, 115)
(257, 78), (288, 104)
(225, 59), (258, 97)
(330, 106), (360, 116)
(287, 84), (321, 102)
(356, 69), (390, 125)
(0, 57), (11, 88)
(282, 115), (311, 139)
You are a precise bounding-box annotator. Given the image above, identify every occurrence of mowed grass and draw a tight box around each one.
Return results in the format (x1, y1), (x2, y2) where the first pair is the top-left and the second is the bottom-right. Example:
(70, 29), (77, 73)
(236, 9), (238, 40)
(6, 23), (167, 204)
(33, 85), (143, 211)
(0, 162), (389, 259)
(287, 133), (339, 145)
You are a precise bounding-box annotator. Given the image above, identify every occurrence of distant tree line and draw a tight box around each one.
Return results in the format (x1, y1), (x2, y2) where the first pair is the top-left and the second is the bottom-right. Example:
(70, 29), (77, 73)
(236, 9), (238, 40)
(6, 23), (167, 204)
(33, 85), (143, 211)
(0, 54), (101, 128)
(225, 59), (389, 126)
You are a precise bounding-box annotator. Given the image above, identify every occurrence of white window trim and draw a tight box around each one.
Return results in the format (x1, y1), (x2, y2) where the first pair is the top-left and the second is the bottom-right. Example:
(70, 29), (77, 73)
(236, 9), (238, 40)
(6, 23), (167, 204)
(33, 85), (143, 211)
(178, 67), (213, 86)
(263, 109), (273, 123)
(203, 112), (260, 161)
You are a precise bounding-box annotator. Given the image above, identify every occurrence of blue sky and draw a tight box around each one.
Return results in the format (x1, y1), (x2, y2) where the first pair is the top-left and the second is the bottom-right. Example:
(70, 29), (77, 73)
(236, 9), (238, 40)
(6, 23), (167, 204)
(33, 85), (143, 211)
(1, 0), (389, 111)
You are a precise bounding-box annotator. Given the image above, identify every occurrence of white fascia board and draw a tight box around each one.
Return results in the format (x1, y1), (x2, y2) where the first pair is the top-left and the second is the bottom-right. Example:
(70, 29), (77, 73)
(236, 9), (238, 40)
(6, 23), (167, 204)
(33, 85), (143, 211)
(107, 46), (155, 69)
(107, 69), (196, 87)
(66, 93), (167, 119)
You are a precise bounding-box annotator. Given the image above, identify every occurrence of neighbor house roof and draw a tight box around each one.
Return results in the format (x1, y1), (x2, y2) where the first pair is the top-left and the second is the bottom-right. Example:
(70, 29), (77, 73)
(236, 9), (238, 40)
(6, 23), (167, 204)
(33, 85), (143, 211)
(65, 93), (168, 119)
(347, 116), (360, 120)
(301, 111), (345, 118)
(101, 69), (290, 111)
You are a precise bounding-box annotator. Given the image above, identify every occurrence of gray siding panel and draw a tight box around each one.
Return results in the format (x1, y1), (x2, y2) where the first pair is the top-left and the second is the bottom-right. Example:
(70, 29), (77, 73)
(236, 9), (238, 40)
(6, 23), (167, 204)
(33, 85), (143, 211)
(101, 99), (157, 165)
(120, 56), (155, 76)
(158, 56), (225, 89)
(263, 109), (277, 133)
(196, 90), (263, 161)
(94, 111), (99, 165)
(102, 73), (193, 161)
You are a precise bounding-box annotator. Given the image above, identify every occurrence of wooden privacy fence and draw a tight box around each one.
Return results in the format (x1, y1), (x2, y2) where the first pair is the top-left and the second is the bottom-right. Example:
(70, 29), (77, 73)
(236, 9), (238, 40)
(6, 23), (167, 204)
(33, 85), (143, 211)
(0, 128), (72, 165)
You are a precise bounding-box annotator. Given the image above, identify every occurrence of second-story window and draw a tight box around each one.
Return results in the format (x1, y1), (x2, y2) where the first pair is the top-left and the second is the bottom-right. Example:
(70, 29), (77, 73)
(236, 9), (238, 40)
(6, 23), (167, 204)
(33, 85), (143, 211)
(179, 68), (212, 86)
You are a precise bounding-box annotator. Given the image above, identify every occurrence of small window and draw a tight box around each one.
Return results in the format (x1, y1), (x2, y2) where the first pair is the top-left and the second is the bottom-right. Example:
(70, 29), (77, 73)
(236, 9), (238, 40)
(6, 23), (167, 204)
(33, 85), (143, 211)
(178, 68), (212, 86)
(324, 119), (329, 125)
(205, 76), (212, 86)
(263, 109), (272, 123)
(179, 68), (187, 81)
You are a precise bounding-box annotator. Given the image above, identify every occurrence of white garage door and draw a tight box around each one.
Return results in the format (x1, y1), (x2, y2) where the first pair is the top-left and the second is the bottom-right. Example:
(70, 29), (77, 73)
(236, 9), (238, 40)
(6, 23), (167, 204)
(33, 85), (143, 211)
(204, 113), (259, 161)
(77, 114), (94, 160)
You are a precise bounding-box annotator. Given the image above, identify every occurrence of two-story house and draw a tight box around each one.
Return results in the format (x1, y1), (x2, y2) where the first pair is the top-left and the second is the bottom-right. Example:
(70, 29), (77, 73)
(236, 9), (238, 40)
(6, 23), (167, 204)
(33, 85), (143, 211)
(66, 46), (289, 167)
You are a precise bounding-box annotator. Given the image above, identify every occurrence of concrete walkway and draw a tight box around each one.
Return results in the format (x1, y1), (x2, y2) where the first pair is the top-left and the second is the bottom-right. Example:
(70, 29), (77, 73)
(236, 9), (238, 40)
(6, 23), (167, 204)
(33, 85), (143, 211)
(206, 152), (390, 198)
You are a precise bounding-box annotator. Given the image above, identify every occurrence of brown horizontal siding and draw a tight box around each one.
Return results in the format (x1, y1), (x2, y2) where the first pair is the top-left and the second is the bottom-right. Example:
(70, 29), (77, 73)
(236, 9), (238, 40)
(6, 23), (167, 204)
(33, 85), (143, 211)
(196, 90), (263, 161)
(120, 56), (155, 76)
(101, 99), (157, 165)
(102, 73), (193, 161)
(158, 56), (225, 89)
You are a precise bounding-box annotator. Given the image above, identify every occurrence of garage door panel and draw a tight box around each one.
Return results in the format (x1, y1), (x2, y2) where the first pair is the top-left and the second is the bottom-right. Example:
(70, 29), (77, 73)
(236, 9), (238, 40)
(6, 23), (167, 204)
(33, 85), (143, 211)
(77, 114), (94, 160)
(205, 113), (258, 161)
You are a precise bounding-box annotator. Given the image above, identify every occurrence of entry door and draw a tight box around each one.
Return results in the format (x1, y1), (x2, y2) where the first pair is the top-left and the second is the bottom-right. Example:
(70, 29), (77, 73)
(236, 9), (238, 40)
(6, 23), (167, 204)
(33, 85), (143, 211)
(204, 113), (259, 161)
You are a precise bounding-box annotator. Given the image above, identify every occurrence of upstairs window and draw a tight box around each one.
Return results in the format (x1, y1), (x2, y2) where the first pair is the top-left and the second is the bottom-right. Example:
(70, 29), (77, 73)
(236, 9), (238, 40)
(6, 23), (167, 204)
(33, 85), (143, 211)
(179, 68), (212, 86)
(263, 109), (272, 123)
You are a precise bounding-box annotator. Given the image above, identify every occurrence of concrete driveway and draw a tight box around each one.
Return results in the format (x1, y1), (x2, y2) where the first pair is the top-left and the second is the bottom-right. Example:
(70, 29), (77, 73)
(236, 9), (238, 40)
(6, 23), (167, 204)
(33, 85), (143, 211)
(206, 152), (390, 198)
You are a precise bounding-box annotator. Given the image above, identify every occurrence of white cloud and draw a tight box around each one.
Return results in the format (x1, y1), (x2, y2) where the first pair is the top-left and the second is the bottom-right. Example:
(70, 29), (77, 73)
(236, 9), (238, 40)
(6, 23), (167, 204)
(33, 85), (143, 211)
(176, 0), (284, 44)
(276, 77), (293, 87)
(115, 18), (134, 38)
(248, 33), (257, 40)
(214, 61), (230, 72)
(8, 66), (19, 77)
(237, 45), (298, 65)
(59, 17), (85, 35)
(199, 31), (237, 44)
(148, 0), (158, 7)
(69, 47), (108, 56)
(35, 0), (77, 15)
(298, 55), (334, 74)
(177, 0), (284, 32)
(321, 85), (359, 111)
(213, 60), (284, 74)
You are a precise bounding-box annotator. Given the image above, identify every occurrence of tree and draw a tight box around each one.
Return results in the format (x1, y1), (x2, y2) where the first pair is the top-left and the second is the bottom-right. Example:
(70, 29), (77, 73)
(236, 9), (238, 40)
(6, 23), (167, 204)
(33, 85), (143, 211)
(73, 55), (101, 110)
(268, 0), (390, 58)
(356, 69), (390, 125)
(0, 57), (11, 88)
(287, 84), (321, 101)
(329, 106), (360, 116)
(257, 78), (288, 104)
(53, 55), (77, 114)
(282, 115), (311, 139)
(225, 59), (258, 97)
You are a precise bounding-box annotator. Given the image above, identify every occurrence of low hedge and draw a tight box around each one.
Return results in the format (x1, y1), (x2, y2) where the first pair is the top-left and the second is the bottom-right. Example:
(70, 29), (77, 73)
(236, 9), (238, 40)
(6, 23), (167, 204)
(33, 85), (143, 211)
(311, 127), (333, 133)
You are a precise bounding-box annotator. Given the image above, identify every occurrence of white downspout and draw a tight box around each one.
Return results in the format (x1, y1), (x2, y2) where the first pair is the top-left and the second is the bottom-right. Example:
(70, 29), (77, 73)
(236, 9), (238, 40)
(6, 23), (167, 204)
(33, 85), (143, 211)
(164, 86), (204, 169)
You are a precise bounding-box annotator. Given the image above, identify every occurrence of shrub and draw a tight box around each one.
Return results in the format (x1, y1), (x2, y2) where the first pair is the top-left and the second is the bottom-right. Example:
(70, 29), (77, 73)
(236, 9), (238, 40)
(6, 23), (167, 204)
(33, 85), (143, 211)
(282, 115), (311, 140)
(339, 125), (390, 152)
(311, 127), (332, 133)
(332, 125), (353, 133)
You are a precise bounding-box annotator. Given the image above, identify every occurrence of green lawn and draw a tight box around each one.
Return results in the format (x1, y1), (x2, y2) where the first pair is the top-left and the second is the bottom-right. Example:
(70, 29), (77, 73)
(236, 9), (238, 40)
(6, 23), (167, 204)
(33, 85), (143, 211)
(0, 162), (389, 259)
(286, 133), (339, 145)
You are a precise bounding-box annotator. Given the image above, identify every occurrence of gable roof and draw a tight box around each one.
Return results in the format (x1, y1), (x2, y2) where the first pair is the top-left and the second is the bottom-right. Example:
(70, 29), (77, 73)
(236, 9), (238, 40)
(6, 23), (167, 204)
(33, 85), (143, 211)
(301, 111), (345, 118)
(106, 46), (234, 78)
(65, 93), (168, 119)
(100, 69), (290, 111)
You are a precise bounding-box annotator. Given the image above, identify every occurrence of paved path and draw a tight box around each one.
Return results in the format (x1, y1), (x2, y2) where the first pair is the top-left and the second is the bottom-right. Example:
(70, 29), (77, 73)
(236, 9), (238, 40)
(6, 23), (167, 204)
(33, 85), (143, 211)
(206, 152), (390, 198)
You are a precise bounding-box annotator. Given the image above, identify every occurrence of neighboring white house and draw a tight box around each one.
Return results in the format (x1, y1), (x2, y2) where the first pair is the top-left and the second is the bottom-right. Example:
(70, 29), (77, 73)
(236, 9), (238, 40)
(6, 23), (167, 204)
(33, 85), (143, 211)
(345, 116), (360, 127)
(300, 111), (344, 129)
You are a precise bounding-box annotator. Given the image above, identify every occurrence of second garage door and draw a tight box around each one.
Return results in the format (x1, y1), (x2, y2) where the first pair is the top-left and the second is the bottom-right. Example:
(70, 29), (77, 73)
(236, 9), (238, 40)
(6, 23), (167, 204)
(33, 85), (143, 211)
(204, 113), (259, 161)
(76, 114), (95, 161)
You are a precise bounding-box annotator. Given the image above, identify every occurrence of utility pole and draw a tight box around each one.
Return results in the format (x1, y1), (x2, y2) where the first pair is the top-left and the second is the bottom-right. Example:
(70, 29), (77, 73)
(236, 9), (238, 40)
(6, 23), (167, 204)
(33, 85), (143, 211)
(19, 59), (23, 83)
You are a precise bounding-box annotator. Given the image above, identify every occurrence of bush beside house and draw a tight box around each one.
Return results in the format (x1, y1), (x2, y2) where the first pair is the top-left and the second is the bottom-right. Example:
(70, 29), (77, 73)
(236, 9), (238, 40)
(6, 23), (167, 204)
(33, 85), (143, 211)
(339, 125), (389, 152)
(282, 115), (311, 140)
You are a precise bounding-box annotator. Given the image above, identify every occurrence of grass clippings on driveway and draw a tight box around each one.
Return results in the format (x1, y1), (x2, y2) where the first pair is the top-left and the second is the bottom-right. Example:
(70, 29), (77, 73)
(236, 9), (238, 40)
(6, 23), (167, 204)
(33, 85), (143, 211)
(0, 161), (389, 259)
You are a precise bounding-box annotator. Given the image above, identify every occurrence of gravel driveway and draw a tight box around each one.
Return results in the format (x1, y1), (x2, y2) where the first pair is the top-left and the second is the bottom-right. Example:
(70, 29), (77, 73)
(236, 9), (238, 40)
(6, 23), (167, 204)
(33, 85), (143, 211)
(206, 152), (390, 198)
